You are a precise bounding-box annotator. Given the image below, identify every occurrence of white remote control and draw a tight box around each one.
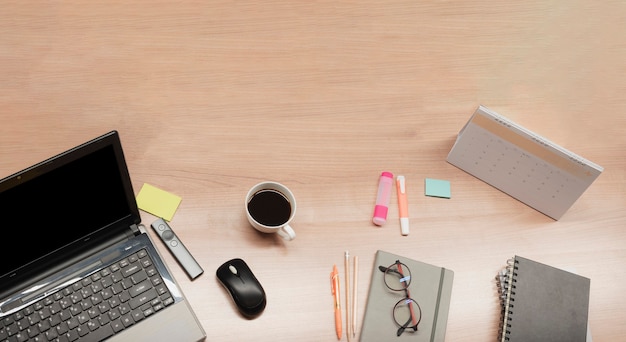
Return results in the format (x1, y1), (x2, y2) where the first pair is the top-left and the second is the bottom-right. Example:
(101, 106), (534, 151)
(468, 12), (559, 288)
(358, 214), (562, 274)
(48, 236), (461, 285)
(151, 218), (204, 280)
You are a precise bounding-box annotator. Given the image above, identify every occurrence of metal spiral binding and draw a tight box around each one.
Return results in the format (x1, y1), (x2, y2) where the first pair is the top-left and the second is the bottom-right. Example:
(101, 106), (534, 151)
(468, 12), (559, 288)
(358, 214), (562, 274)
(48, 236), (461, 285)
(496, 257), (518, 342)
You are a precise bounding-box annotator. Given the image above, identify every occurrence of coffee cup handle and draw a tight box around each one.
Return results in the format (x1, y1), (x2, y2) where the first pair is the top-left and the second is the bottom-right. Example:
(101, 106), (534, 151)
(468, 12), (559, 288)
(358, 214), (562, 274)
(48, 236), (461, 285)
(277, 224), (296, 241)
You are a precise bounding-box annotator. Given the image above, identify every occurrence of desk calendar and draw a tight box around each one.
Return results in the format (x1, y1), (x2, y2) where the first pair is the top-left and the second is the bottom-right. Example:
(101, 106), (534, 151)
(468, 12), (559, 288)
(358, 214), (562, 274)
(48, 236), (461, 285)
(447, 105), (603, 220)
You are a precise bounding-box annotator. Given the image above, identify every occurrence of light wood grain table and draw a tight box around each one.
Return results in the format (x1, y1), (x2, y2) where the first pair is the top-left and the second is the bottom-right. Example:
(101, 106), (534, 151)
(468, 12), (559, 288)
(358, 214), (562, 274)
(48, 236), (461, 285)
(1, 2), (625, 341)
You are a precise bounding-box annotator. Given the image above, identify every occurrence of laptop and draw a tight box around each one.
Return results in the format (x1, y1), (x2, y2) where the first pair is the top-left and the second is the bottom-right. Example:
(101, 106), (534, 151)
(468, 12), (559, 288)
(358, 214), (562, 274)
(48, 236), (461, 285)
(0, 131), (206, 342)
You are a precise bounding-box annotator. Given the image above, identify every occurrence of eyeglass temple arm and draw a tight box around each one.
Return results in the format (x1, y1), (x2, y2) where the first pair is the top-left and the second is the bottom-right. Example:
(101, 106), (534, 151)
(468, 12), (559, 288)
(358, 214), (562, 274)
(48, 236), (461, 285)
(378, 266), (404, 277)
(397, 316), (414, 336)
(379, 260), (407, 278)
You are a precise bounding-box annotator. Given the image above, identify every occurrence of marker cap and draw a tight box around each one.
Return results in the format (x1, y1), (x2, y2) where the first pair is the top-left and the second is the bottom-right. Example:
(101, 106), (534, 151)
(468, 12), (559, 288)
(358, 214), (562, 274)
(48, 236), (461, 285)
(400, 217), (410, 235)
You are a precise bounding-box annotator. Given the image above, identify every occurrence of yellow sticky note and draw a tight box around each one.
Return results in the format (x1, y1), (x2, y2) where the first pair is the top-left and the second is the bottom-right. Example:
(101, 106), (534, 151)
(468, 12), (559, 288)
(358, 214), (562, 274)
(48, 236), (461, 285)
(136, 183), (182, 221)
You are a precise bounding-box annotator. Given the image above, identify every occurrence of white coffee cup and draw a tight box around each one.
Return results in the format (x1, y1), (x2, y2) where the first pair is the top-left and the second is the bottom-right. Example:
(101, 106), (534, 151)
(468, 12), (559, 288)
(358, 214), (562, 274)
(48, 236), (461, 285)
(245, 181), (296, 241)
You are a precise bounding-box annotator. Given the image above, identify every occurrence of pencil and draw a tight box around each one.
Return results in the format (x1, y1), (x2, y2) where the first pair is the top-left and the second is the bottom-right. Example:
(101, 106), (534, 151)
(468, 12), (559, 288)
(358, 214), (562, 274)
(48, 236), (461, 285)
(330, 265), (342, 340)
(345, 251), (351, 341)
(352, 255), (358, 337)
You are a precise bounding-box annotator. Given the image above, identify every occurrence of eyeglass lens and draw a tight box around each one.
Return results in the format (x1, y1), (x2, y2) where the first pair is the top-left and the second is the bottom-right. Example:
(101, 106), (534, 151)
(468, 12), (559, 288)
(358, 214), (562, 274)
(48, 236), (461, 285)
(383, 261), (411, 291)
(393, 297), (421, 335)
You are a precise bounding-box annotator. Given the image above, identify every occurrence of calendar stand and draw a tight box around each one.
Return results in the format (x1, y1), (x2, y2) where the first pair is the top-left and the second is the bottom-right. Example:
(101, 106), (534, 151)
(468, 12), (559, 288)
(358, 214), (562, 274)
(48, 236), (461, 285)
(447, 105), (603, 220)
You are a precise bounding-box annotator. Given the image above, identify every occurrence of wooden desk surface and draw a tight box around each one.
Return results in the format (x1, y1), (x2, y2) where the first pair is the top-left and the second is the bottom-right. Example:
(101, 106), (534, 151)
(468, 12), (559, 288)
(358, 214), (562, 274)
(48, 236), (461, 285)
(1, 2), (625, 341)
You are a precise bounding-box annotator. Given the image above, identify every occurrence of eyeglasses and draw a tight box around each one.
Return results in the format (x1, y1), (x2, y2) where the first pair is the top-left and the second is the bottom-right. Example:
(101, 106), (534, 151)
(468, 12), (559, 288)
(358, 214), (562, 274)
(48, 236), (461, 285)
(378, 260), (422, 336)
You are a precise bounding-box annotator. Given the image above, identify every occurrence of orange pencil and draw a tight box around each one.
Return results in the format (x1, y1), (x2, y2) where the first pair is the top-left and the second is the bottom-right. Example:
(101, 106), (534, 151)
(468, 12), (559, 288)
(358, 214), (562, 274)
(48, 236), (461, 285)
(352, 255), (358, 337)
(345, 251), (351, 341)
(330, 265), (342, 340)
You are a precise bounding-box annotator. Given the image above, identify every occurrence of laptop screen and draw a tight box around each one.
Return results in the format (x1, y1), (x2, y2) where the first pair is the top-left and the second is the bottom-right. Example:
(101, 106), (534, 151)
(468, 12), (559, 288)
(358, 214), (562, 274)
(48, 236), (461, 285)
(0, 131), (140, 283)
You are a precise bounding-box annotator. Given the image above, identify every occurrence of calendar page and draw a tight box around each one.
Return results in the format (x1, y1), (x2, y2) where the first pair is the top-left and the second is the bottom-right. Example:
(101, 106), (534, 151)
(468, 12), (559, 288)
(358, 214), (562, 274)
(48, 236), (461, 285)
(447, 105), (603, 220)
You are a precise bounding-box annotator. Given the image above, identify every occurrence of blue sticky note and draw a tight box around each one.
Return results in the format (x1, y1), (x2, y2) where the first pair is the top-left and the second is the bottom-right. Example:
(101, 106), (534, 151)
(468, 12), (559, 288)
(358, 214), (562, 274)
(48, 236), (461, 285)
(425, 178), (451, 198)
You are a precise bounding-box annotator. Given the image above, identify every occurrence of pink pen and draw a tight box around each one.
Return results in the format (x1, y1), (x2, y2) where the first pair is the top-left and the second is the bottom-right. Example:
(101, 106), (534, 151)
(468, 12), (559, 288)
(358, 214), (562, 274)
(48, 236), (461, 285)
(373, 171), (394, 226)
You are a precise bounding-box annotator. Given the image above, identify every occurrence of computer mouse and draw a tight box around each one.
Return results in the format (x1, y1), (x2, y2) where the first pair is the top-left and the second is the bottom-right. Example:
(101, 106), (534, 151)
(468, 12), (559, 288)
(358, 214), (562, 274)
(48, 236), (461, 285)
(216, 258), (267, 317)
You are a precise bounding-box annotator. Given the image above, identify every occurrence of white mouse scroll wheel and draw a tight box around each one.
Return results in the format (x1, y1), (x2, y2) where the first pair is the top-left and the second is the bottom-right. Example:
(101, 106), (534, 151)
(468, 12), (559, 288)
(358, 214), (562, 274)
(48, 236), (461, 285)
(228, 265), (238, 275)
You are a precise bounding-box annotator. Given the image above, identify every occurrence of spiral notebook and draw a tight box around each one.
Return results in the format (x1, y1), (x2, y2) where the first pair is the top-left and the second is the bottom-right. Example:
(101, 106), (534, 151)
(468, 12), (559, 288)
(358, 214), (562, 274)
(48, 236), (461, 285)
(360, 250), (454, 342)
(496, 256), (590, 342)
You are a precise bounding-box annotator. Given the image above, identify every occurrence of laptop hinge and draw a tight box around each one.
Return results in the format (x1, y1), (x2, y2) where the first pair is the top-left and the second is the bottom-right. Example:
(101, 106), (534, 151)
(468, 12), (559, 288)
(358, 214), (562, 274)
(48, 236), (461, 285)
(129, 224), (140, 237)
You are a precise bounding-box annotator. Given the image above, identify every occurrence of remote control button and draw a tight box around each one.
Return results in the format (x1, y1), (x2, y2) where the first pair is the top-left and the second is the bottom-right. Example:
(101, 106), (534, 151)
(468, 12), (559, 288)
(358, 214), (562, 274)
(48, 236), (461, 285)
(162, 230), (174, 241)
(170, 240), (178, 247)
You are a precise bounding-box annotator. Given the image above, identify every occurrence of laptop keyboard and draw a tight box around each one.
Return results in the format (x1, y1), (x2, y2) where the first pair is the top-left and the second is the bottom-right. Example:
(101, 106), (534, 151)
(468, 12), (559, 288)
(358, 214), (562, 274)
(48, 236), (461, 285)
(0, 249), (174, 342)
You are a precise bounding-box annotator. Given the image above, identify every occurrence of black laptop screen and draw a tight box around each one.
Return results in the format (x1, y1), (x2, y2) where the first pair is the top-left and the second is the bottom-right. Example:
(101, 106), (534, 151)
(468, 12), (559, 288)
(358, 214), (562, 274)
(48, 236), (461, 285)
(0, 132), (138, 281)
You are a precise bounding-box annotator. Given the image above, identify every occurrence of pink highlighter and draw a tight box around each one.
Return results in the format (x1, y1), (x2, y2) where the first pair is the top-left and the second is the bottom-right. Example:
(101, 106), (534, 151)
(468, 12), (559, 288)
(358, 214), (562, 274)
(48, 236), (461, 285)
(373, 171), (394, 226)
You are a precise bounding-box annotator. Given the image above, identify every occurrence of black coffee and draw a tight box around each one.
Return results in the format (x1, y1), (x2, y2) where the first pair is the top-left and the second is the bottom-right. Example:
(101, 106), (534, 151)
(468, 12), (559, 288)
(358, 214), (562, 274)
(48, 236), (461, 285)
(247, 189), (291, 227)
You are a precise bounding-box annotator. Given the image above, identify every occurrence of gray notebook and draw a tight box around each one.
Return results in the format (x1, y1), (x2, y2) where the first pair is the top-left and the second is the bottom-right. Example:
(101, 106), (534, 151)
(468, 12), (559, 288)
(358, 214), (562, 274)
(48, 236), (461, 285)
(360, 250), (454, 342)
(497, 256), (590, 342)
